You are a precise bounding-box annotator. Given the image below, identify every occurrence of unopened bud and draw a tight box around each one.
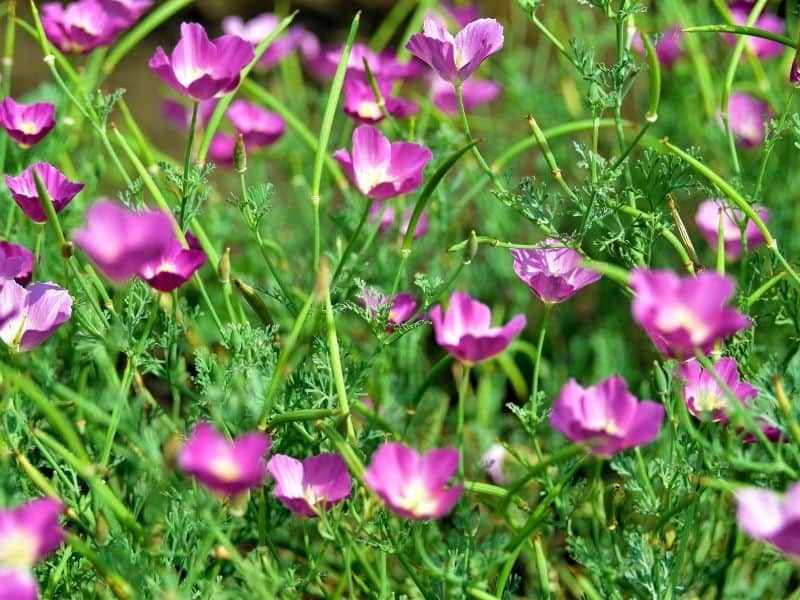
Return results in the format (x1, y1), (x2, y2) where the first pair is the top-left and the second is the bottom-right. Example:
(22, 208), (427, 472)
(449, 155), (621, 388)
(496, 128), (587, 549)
(95, 511), (110, 545)
(234, 133), (247, 173)
(463, 230), (479, 265)
(218, 247), (231, 283)
(162, 431), (183, 470)
(61, 241), (74, 260)
(313, 258), (331, 302)
(233, 278), (272, 325)
(212, 545), (232, 560)
(228, 491), (249, 517)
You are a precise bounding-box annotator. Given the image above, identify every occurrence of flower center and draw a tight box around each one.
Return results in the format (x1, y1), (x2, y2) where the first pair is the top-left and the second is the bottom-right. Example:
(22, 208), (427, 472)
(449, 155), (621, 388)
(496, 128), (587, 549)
(695, 388), (727, 413)
(209, 456), (241, 482)
(395, 478), (438, 517)
(657, 305), (711, 345)
(175, 66), (209, 87)
(357, 101), (382, 121)
(18, 121), (38, 135)
(0, 532), (38, 570)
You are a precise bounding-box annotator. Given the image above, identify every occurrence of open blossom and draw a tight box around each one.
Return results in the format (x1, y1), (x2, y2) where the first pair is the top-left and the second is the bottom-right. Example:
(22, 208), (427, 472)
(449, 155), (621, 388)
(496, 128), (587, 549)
(441, 1), (482, 28)
(359, 289), (418, 330)
(137, 234), (206, 292)
(510, 240), (601, 304)
(41, 0), (117, 53)
(0, 280), (72, 352)
(401, 206), (428, 240)
(0, 570), (39, 600)
(406, 16), (504, 83)
(226, 100), (285, 149)
(5, 163), (84, 223)
(694, 199), (769, 260)
(550, 375), (665, 456)
(430, 291), (526, 364)
(723, 92), (772, 148)
(432, 76), (500, 114)
(222, 13), (307, 70)
(725, 3), (785, 59)
(364, 442), (463, 520)
(629, 269), (750, 358)
(736, 482), (800, 557)
(0, 98), (56, 148)
(676, 357), (757, 422)
(333, 126), (432, 199)
(267, 453), (351, 517)
(342, 74), (418, 125)
(149, 23), (254, 101)
(0, 242), (34, 287)
(317, 43), (421, 82)
(100, 0), (152, 31)
(178, 422), (271, 497)
(631, 25), (684, 68)
(161, 98), (217, 131)
(72, 200), (175, 283)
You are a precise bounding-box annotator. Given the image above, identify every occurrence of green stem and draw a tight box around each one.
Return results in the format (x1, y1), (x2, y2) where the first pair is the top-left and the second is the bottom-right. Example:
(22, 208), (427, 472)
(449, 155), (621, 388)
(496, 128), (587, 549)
(531, 304), (552, 414)
(179, 101), (199, 228)
(456, 83), (502, 190)
(324, 277), (355, 442)
(457, 365), (471, 478)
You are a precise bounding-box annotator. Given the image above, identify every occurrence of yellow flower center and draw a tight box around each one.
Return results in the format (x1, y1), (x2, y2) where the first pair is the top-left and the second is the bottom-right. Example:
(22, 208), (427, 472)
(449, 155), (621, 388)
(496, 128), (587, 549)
(18, 121), (38, 135)
(209, 456), (241, 482)
(357, 101), (382, 121)
(395, 478), (438, 517)
(0, 532), (38, 570)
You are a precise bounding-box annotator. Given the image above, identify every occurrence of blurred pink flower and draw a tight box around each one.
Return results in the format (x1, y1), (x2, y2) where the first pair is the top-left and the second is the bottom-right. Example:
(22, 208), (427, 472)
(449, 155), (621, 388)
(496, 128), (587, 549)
(631, 25), (684, 68)
(137, 233), (206, 292)
(694, 199), (769, 260)
(267, 453), (351, 517)
(736, 482), (800, 557)
(676, 357), (757, 422)
(0, 242), (34, 287)
(722, 92), (772, 148)
(226, 100), (285, 149)
(5, 162), (84, 223)
(432, 76), (500, 114)
(42, 0), (117, 53)
(222, 13), (308, 70)
(724, 3), (785, 59)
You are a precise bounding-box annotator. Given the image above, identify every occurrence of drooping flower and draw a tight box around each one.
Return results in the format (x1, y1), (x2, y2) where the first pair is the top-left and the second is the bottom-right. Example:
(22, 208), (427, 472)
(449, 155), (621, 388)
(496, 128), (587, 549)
(5, 163), (84, 224)
(333, 126), (432, 199)
(432, 76), (500, 114)
(359, 289), (418, 331)
(226, 100), (285, 149)
(0, 280), (72, 352)
(736, 482), (800, 557)
(266, 453), (352, 517)
(149, 22), (254, 101)
(629, 268), (750, 358)
(510, 239), (601, 305)
(137, 233), (206, 292)
(482, 444), (508, 485)
(72, 200), (175, 283)
(675, 357), (757, 422)
(406, 16), (504, 83)
(363, 442), (463, 520)
(342, 74), (418, 125)
(41, 0), (117, 53)
(221, 13), (308, 70)
(178, 422), (271, 497)
(0, 98), (56, 148)
(631, 25), (684, 68)
(0, 242), (34, 287)
(722, 92), (772, 148)
(724, 3), (785, 59)
(550, 375), (665, 456)
(430, 291), (526, 364)
(694, 199), (769, 260)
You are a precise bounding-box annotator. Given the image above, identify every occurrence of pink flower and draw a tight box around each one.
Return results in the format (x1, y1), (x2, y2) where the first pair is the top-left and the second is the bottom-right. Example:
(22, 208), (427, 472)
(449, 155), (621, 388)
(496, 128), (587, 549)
(482, 444), (508, 484)
(342, 73), (418, 125)
(631, 25), (684, 68)
(0, 498), (64, 575)
(675, 357), (757, 422)
(137, 234), (206, 292)
(441, 1), (482, 28)
(0, 280), (72, 352)
(722, 92), (772, 148)
(0, 242), (34, 287)
(149, 23), (254, 101)
(724, 3), (785, 59)
(5, 163), (84, 223)
(359, 289), (418, 331)
(178, 422), (271, 497)
(160, 98), (217, 131)
(334, 126), (432, 199)
(41, 0), (117, 53)
(316, 43), (422, 82)
(694, 199), (769, 260)
(0, 570), (38, 600)
(221, 13), (308, 70)
(430, 291), (526, 364)
(72, 200), (175, 283)
(363, 442), (463, 520)
(226, 100), (285, 149)
(400, 207), (428, 240)
(207, 133), (237, 165)
(99, 0), (152, 32)
(432, 76), (500, 114)
(0, 98), (56, 148)
(550, 375), (665, 456)
(368, 202), (395, 232)
(510, 239), (601, 304)
(736, 482), (800, 557)
(791, 58), (800, 86)
(406, 16), (504, 83)
(266, 453), (352, 517)
(629, 268), (750, 359)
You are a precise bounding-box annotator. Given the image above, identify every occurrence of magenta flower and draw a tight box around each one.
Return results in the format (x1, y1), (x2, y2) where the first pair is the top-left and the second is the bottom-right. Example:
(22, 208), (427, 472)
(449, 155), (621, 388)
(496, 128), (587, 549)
(207, 133), (237, 165)
(550, 375), (665, 456)
(631, 25), (684, 68)
(441, 2), (482, 28)
(221, 13), (307, 70)
(226, 100), (285, 149)
(318, 43), (422, 82)
(266, 453), (352, 517)
(722, 92), (772, 148)
(406, 16), (504, 84)
(369, 202), (395, 232)
(482, 444), (508, 485)
(0, 242), (34, 287)
(342, 74), (418, 125)
(400, 207), (429, 240)
(359, 289), (418, 331)
(333, 126), (432, 199)
(137, 234), (206, 292)
(430, 291), (526, 364)
(791, 58), (800, 86)
(676, 357), (757, 422)
(0, 98), (56, 148)
(178, 422), (271, 497)
(0, 570), (38, 600)
(100, 0), (152, 30)
(0, 498), (63, 574)
(510, 239), (601, 304)
(5, 163), (84, 224)
(41, 0), (116, 53)
(694, 199), (769, 260)
(364, 442), (463, 520)
(432, 76), (500, 114)
(629, 269), (750, 358)
(161, 98), (217, 131)
(149, 23), (254, 101)
(0, 280), (72, 352)
(736, 482), (800, 557)
(725, 3), (785, 59)
(72, 200), (175, 283)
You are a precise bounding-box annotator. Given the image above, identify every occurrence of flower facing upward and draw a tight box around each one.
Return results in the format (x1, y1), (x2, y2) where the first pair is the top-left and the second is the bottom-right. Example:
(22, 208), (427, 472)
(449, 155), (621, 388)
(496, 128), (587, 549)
(5, 163), (84, 223)
(510, 240), (601, 304)
(364, 442), (463, 520)
(406, 16), (504, 83)
(631, 26), (684, 69)
(430, 291), (526, 364)
(0, 242), (34, 287)
(432, 76), (500, 115)
(226, 100), (285, 149)
(725, 4), (785, 59)
(267, 453), (352, 517)
(342, 74), (419, 125)
(676, 357), (757, 423)
(149, 23), (254, 101)
(694, 199), (769, 260)
(333, 126), (432, 199)
(41, 0), (117, 53)
(178, 422), (271, 497)
(736, 482), (800, 557)
(137, 234), (206, 293)
(72, 200), (175, 283)
(723, 92), (772, 148)
(221, 13), (308, 70)
(629, 268), (750, 359)
(550, 375), (665, 456)
(0, 99), (56, 148)
(0, 280), (72, 352)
